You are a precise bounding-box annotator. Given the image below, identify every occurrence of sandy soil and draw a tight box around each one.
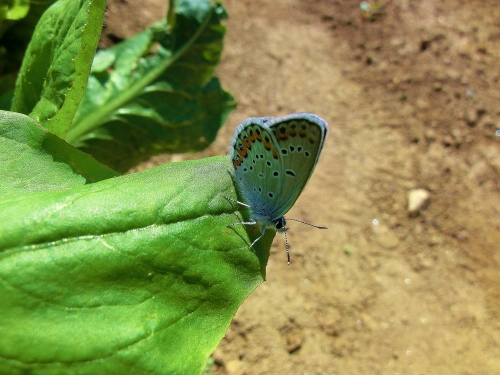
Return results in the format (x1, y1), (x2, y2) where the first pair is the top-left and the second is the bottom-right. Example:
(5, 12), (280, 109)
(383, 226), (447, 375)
(106, 0), (500, 373)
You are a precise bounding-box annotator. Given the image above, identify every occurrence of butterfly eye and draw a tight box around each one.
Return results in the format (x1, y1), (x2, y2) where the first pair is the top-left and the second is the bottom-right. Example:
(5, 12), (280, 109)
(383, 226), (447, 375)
(274, 217), (286, 230)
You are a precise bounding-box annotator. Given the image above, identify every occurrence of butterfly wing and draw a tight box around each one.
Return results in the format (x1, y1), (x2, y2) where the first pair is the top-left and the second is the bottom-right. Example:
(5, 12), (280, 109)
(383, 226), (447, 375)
(229, 117), (285, 226)
(264, 113), (328, 218)
(229, 113), (328, 224)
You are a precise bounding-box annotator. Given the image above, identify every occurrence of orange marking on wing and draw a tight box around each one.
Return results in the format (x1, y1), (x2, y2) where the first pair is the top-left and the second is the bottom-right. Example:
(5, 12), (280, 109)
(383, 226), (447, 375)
(242, 136), (252, 149)
(236, 146), (248, 158)
(263, 139), (272, 150)
(233, 156), (244, 167)
(255, 130), (263, 141)
(276, 130), (288, 140)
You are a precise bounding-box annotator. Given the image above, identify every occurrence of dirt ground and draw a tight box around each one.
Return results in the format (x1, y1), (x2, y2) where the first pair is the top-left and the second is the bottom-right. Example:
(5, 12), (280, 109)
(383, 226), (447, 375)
(106, 0), (500, 374)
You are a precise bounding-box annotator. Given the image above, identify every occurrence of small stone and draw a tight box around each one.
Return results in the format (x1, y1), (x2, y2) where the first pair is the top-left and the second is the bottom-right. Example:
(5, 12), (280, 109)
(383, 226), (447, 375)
(433, 82), (443, 91)
(286, 330), (303, 353)
(317, 311), (342, 336)
(451, 128), (463, 145)
(442, 134), (455, 147)
(226, 360), (246, 375)
(456, 230), (468, 241)
(360, 313), (378, 331)
(408, 189), (430, 216)
(446, 69), (461, 80)
(465, 108), (478, 126)
(418, 256), (434, 270)
(424, 129), (437, 142)
(211, 348), (225, 366)
(429, 235), (442, 246)
(375, 232), (400, 249)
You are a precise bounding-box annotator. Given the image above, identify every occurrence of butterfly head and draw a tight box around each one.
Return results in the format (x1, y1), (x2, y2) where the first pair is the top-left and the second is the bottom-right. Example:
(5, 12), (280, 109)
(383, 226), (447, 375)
(273, 217), (287, 233)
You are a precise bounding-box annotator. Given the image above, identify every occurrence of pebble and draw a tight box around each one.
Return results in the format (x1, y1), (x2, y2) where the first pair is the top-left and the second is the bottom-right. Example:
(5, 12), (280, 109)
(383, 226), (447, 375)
(408, 189), (430, 216)
(465, 108), (478, 126)
(375, 232), (400, 249)
(360, 313), (379, 331)
(286, 330), (303, 353)
(226, 360), (246, 375)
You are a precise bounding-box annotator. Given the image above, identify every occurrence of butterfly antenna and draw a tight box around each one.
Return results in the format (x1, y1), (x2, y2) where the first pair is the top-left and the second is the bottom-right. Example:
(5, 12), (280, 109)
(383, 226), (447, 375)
(286, 218), (328, 230)
(284, 229), (291, 265)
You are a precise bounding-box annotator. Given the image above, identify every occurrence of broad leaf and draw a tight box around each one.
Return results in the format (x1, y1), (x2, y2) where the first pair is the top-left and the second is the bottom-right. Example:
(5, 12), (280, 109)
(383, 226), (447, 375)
(0, 156), (272, 375)
(0, 110), (119, 198)
(65, 1), (235, 172)
(11, 0), (105, 138)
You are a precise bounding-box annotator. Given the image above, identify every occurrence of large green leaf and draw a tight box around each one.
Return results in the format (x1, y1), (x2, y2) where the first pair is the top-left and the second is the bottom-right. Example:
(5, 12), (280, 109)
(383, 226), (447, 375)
(0, 110), (119, 198)
(11, 0), (105, 138)
(65, 1), (235, 172)
(0, 155), (272, 375)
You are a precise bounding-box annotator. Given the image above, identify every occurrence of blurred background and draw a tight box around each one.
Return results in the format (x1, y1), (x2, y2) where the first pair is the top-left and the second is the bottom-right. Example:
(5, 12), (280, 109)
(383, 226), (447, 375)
(108, 0), (500, 373)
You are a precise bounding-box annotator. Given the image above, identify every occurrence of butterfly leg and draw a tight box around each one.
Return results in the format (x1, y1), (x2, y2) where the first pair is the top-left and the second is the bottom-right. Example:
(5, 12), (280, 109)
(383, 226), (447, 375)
(224, 194), (257, 229)
(249, 225), (266, 248)
(223, 195), (266, 248)
(222, 194), (251, 209)
(227, 221), (257, 228)
(227, 220), (266, 249)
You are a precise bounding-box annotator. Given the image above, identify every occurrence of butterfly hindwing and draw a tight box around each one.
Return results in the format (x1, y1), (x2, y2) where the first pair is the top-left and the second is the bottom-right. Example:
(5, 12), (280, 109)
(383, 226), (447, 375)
(229, 118), (284, 225)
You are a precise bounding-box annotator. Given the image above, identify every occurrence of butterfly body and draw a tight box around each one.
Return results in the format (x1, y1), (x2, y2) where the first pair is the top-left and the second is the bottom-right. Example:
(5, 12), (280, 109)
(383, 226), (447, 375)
(228, 113), (328, 262)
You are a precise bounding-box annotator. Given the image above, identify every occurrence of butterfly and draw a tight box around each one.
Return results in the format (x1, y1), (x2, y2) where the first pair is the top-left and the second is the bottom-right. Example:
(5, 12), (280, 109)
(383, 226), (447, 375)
(227, 113), (328, 264)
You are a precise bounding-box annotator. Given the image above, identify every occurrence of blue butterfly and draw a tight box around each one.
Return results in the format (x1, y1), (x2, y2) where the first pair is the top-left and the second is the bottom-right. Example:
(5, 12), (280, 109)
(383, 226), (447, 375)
(228, 113), (328, 264)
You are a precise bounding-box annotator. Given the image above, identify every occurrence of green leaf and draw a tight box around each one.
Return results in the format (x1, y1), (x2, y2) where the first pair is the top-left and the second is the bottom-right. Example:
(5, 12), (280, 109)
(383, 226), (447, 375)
(1, 0), (30, 21)
(0, 156), (272, 375)
(0, 74), (15, 110)
(0, 1), (56, 77)
(66, 1), (235, 172)
(0, 110), (120, 198)
(11, 0), (105, 138)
